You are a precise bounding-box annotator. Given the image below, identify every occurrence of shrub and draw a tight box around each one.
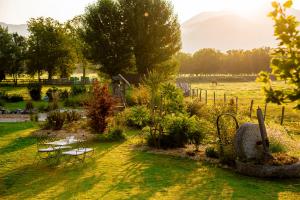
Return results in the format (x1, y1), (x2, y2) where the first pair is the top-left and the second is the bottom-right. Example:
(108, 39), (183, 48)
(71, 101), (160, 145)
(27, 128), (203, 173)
(86, 81), (114, 133)
(126, 85), (150, 106)
(186, 99), (205, 117)
(205, 146), (219, 158)
(188, 130), (204, 151)
(28, 83), (42, 101)
(161, 83), (185, 114)
(46, 87), (59, 102)
(126, 106), (151, 129)
(0, 99), (4, 107)
(71, 84), (86, 96)
(59, 89), (69, 100)
(38, 103), (48, 112)
(30, 114), (39, 122)
(106, 128), (126, 141)
(45, 110), (66, 130)
(25, 101), (34, 111)
(65, 110), (81, 123)
(270, 142), (287, 153)
(47, 91), (60, 111)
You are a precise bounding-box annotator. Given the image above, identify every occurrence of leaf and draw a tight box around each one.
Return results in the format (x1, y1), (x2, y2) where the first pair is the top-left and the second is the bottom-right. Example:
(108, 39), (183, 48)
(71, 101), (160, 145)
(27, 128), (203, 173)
(283, 0), (293, 8)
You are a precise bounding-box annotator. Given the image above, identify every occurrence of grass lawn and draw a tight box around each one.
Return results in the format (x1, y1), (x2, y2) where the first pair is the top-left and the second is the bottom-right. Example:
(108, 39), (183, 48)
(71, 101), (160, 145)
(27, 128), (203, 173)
(0, 122), (300, 199)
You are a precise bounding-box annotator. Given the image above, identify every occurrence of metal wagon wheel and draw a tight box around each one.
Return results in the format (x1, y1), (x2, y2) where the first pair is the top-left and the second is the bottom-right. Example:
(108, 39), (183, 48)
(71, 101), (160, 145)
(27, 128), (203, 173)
(216, 113), (239, 159)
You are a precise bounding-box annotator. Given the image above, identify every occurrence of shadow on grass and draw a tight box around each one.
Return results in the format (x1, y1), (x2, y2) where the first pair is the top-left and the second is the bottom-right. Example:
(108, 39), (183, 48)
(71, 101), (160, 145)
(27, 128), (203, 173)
(99, 151), (300, 199)
(0, 122), (36, 138)
(0, 136), (36, 154)
(0, 140), (123, 199)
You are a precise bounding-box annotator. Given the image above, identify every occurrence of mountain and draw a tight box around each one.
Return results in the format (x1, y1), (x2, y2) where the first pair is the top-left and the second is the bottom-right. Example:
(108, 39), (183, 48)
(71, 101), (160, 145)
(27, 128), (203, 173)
(0, 22), (28, 36)
(181, 9), (300, 53)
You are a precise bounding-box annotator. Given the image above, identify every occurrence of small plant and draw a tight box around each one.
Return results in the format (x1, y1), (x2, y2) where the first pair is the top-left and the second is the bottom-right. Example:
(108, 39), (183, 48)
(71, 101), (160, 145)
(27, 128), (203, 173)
(187, 99), (204, 117)
(106, 128), (126, 141)
(27, 83), (42, 101)
(38, 103), (48, 112)
(205, 147), (219, 158)
(65, 110), (81, 123)
(30, 114), (39, 122)
(46, 87), (59, 101)
(59, 89), (69, 100)
(86, 81), (114, 133)
(188, 130), (204, 151)
(45, 110), (66, 130)
(71, 84), (86, 96)
(126, 106), (151, 129)
(47, 92), (60, 111)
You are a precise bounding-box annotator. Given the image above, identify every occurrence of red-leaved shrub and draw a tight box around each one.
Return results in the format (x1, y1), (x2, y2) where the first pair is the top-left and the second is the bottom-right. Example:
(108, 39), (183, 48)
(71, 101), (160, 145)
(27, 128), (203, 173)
(86, 81), (114, 133)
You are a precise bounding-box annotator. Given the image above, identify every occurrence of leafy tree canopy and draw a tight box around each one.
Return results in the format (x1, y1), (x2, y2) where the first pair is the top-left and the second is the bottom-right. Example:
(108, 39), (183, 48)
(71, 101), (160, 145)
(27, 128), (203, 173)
(258, 0), (300, 109)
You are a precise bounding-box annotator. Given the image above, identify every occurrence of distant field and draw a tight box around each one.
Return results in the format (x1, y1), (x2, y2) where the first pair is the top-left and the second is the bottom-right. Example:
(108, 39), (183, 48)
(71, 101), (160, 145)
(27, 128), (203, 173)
(191, 81), (299, 134)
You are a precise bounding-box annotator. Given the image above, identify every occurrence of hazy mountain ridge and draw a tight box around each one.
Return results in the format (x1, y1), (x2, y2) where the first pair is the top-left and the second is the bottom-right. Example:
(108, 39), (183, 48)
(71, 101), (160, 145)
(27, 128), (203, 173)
(181, 9), (300, 53)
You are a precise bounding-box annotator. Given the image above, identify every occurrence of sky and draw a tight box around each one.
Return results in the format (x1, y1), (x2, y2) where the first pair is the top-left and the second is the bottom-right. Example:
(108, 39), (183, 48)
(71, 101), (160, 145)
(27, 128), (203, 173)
(0, 0), (300, 24)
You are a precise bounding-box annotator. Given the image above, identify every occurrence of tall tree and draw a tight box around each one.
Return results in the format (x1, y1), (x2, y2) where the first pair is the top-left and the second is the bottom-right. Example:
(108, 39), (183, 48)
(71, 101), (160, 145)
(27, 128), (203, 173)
(120, 0), (181, 74)
(81, 0), (134, 78)
(9, 33), (27, 85)
(27, 17), (75, 81)
(259, 0), (300, 109)
(0, 26), (13, 81)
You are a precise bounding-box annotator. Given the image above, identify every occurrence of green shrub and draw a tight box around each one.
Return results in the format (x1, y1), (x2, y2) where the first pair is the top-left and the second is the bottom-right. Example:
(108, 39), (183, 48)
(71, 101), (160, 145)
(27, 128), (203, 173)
(30, 114), (39, 122)
(59, 89), (69, 100)
(46, 87), (59, 102)
(161, 83), (185, 114)
(188, 130), (204, 151)
(27, 83), (42, 101)
(186, 99), (205, 117)
(38, 103), (48, 112)
(65, 110), (81, 123)
(106, 128), (126, 141)
(205, 147), (219, 158)
(0, 99), (4, 107)
(126, 106), (151, 129)
(270, 140), (287, 153)
(45, 110), (66, 130)
(71, 84), (86, 96)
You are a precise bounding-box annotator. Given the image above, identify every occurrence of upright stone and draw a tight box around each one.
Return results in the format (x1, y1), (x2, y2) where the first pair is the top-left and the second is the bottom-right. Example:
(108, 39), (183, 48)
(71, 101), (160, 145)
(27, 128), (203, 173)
(234, 123), (265, 162)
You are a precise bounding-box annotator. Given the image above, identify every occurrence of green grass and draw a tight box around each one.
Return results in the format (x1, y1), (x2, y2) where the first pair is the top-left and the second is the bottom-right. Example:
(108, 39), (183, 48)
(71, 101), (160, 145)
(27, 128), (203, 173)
(0, 122), (300, 199)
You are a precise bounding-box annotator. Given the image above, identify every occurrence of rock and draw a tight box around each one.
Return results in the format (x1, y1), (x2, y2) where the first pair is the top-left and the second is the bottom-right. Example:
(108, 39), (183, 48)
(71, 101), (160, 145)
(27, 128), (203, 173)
(234, 123), (264, 162)
(236, 160), (300, 178)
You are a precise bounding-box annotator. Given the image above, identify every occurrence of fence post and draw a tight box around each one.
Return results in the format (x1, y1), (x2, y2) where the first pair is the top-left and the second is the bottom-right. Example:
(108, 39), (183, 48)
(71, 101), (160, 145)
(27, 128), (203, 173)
(281, 106), (285, 125)
(214, 91), (216, 105)
(249, 100), (254, 119)
(236, 96), (238, 114)
(205, 90), (208, 104)
(264, 103), (268, 121)
(200, 89), (202, 102)
(224, 93), (226, 105)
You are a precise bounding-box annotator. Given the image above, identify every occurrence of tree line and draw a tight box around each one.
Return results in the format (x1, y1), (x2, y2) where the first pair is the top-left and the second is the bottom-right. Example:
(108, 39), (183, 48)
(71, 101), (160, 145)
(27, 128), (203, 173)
(0, 0), (181, 85)
(176, 48), (271, 74)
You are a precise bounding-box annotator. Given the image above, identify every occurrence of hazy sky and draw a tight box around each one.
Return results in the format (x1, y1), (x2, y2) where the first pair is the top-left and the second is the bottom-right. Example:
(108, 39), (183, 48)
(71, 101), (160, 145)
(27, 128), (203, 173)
(0, 0), (299, 24)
